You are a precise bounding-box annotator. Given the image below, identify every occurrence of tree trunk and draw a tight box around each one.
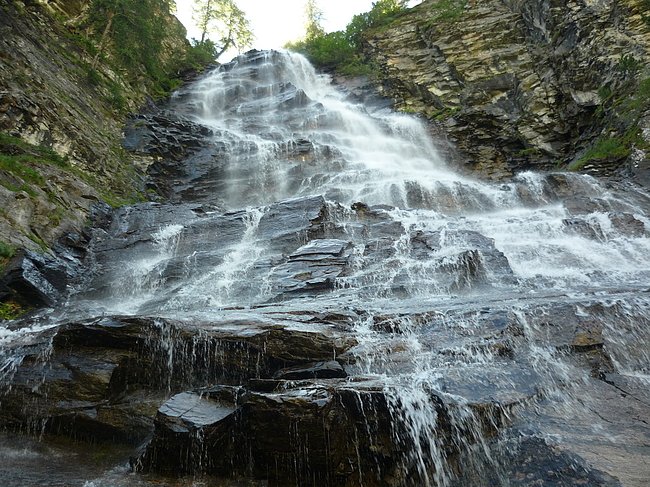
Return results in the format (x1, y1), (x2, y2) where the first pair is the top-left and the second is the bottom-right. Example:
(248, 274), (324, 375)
(92, 11), (115, 69)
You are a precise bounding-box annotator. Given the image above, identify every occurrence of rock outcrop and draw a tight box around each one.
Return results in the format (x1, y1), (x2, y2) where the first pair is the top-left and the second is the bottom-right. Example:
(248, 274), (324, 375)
(2, 301), (637, 486)
(364, 0), (650, 180)
(0, 0), (190, 249)
(0, 315), (354, 444)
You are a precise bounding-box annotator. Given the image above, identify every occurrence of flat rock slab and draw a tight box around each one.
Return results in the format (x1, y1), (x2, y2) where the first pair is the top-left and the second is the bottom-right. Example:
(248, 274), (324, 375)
(158, 391), (239, 432)
(273, 360), (347, 380)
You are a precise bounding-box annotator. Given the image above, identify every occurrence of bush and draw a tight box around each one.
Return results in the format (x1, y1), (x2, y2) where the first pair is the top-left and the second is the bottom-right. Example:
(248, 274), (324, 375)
(347, 0), (409, 48)
(169, 39), (218, 76)
(0, 241), (14, 259)
(286, 0), (408, 74)
(618, 54), (643, 75)
(287, 32), (356, 71)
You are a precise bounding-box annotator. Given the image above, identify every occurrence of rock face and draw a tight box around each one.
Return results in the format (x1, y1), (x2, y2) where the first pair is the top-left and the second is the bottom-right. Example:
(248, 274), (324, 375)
(0, 1), (190, 249)
(0, 315), (354, 445)
(364, 0), (650, 180)
(2, 301), (636, 486)
(0, 248), (83, 308)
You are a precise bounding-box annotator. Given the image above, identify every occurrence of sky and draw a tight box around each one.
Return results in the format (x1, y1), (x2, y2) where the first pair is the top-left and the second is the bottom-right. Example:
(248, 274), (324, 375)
(175, 0), (416, 62)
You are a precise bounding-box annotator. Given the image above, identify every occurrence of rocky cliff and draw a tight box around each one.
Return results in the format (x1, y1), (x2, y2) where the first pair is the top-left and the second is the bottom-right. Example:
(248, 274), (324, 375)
(364, 0), (650, 181)
(0, 0), (189, 251)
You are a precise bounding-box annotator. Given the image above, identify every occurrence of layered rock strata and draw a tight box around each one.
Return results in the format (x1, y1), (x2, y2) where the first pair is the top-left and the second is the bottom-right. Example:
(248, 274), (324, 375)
(365, 0), (650, 179)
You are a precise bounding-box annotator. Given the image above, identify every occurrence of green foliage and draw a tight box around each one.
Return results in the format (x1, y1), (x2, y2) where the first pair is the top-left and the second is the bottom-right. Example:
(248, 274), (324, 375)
(347, 0), (409, 48)
(287, 32), (357, 71)
(431, 0), (469, 21)
(0, 155), (45, 186)
(598, 85), (612, 102)
(188, 39), (219, 67)
(304, 0), (325, 40)
(285, 0), (409, 74)
(0, 302), (23, 321)
(192, 0), (254, 58)
(86, 66), (102, 86)
(80, 0), (203, 96)
(87, 0), (169, 70)
(26, 233), (48, 250)
(582, 66), (650, 171)
(0, 134), (74, 190)
(109, 84), (126, 110)
(638, 76), (650, 99)
(0, 241), (15, 259)
(430, 106), (461, 120)
(641, 0), (650, 26)
(569, 136), (629, 170)
(617, 54), (643, 75)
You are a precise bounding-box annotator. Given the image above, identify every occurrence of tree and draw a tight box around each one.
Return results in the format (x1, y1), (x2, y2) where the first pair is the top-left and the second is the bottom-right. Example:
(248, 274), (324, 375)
(346, 0), (408, 47)
(304, 0), (325, 40)
(87, 0), (173, 71)
(192, 0), (254, 59)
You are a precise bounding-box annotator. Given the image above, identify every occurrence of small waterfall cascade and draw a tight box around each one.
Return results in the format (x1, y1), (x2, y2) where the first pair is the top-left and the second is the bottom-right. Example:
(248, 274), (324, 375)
(2, 50), (650, 487)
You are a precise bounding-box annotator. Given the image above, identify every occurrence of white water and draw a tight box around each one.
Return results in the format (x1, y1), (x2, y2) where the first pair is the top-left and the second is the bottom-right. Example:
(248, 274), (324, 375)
(3, 50), (650, 486)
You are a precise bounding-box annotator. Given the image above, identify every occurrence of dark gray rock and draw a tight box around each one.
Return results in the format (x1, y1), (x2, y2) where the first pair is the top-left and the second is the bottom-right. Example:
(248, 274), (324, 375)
(272, 360), (347, 380)
(0, 316), (355, 444)
(0, 248), (78, 307)
(271, 239), (354, 293)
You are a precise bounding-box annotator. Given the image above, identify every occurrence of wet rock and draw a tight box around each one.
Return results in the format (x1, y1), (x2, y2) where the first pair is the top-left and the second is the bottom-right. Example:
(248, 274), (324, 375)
(136, 380), (429, 486)
(133, 388), (243, 475)
(0, 316), (355, 445)
(258, 195), (331, 246)
(463, 435), (623, 487)
(121, 114), (213, 159)
(272, 360), (347, 380)
(409, 229), (516, 289)
(0, 248), (79, 307)
(440, 365), (540, 407)
(271, 239), (354, 293)
(564, 196), (611, 216)
(562, 217), (603, 240)
(609, 212), (646, 237)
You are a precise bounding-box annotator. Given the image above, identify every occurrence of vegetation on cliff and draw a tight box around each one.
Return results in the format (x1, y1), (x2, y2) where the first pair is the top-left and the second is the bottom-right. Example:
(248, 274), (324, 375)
(570, 62), (650, 172)
(356, 0), (650, 181)
(0, 0), (223, 253)
(285, 0), (410, 74)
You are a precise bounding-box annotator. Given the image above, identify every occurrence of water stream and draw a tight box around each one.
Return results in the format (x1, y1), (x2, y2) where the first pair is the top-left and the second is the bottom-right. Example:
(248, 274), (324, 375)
(2, 50), (650, 486)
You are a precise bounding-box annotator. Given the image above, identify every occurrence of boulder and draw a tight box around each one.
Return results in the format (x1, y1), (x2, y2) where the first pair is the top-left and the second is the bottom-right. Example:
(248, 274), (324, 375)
(271, 239), (354, 293)
(0, 248), (79, 307)
(0, 316), (355, 444)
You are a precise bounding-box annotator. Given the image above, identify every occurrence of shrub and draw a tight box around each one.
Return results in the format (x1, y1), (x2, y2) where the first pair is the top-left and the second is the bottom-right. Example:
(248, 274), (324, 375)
(286, 0), (408, 74)
(0, 241), (15, 259)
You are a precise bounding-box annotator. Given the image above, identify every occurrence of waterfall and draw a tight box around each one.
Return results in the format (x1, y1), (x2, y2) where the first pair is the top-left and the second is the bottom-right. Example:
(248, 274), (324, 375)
(2, 50), (650, 486)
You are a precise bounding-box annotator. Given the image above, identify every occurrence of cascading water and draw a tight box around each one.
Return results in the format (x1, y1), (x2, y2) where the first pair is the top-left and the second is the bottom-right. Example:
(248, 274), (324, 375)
(2, 50), (650, 486)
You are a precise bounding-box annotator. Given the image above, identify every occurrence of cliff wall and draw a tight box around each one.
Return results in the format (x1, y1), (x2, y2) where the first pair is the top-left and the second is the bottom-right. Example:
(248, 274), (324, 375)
(0, 0), (189, 249)
(364, 0), (650, 181)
